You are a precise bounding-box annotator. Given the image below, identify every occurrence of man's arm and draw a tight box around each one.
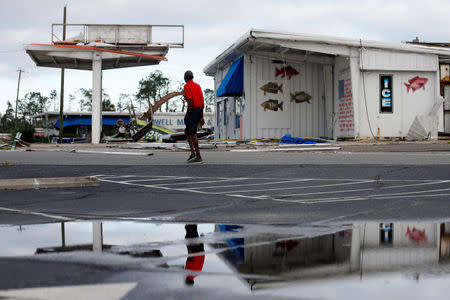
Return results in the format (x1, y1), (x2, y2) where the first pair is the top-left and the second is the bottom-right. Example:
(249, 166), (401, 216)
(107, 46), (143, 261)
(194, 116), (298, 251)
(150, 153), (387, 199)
(186, 98), (194, 114)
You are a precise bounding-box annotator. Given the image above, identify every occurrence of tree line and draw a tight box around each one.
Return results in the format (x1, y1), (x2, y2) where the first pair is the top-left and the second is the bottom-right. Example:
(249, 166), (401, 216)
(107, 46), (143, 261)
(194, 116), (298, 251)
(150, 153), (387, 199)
(0, 70), (214, 133)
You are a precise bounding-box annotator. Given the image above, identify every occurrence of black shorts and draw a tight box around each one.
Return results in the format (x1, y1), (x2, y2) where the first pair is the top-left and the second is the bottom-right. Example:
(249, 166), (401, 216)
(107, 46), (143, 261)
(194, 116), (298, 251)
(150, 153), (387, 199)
(184, 107), (203, 135)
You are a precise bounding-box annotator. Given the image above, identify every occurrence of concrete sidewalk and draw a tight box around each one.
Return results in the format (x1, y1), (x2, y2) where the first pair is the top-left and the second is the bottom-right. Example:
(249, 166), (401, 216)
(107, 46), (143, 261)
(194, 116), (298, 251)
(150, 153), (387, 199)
(21, 140), (450, 153)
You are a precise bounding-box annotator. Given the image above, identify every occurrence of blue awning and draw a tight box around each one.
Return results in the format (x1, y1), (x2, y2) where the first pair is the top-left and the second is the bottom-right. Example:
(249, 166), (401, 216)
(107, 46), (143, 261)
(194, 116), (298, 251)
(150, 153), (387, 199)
(216, 56), (244, 97)
(54, 116), (130, 129)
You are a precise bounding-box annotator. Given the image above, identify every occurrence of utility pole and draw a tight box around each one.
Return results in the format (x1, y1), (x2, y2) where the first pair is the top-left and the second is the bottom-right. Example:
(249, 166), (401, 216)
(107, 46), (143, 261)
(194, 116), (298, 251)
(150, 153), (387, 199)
(14, 68), (24, 128)
(58, 5), (67, 143)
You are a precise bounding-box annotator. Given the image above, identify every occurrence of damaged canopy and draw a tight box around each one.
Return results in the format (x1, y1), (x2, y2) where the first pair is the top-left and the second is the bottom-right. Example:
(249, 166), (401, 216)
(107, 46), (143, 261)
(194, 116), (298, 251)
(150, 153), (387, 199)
(216, 56), (244, 97)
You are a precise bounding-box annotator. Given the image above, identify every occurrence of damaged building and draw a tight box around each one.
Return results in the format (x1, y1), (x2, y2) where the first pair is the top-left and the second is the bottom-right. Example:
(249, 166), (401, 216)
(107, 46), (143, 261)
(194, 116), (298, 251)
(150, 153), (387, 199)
(203, 29), (450, 141)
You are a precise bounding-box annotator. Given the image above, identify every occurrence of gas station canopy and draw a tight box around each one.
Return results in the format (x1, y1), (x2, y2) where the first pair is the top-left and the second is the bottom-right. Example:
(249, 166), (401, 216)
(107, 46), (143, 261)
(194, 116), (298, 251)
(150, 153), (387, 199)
(24, 24), (184, 70)
(24, 43), (170, 70)
(24, 24), (184, 144)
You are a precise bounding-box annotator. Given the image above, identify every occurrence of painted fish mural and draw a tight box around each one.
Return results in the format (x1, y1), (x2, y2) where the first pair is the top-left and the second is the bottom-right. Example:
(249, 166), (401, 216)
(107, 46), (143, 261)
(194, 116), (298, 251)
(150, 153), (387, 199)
(260, 82), (283, 95)
(290, 91), (312, 104)
(404, 76), (428, 93)
(405, 226), (427, 243)
(275, 66), (299, 79)
(261, 99), (283, 111)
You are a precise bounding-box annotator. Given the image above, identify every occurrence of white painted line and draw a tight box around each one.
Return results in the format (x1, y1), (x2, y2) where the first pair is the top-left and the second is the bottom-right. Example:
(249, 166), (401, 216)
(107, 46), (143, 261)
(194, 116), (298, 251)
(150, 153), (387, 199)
(0, 206), (75, 221)
(97, 175), (436, 182)
(96, 175), (450, 205)
(98, 178), (217, 195)
(94, 175), (141, 179)
(230, 147), (341, 152)
(302, 193), (450, 204)
(226, 194), (269, 200)
(215, 180), (376, 194)
(274, 187), (450, 204)
(271, 180), (450, 198)
(74, 150), (153, 156)
(123, 176), (193, 183)
(155, 177), (244, 187)
(189, 178), (313, 190)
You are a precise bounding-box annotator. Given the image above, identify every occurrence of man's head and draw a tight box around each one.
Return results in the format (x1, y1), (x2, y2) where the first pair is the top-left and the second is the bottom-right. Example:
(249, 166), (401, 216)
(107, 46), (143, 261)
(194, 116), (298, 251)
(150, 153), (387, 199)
(184, 70), (194, 83)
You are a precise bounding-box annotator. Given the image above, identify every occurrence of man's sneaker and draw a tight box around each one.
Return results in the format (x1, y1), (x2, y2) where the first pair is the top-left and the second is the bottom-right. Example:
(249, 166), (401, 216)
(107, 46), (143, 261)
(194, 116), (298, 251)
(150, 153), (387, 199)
(188, 157), (203, 163)
(187, 153), (196, 161)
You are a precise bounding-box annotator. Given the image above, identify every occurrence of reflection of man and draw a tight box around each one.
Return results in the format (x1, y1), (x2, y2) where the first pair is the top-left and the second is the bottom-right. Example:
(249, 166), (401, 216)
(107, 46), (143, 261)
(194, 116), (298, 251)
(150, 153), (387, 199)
(184, 224), (205, 285)
(183, 71), (205, 163)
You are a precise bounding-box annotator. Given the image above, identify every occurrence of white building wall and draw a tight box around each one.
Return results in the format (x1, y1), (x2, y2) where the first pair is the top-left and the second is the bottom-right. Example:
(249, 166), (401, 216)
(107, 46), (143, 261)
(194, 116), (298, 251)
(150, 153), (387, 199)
(213, 47), (442, 140)
(243, 55), (333, 140)
(361, 49), (438, 72)
(357, 70), (437, 138)
(357, 49), (441, 138)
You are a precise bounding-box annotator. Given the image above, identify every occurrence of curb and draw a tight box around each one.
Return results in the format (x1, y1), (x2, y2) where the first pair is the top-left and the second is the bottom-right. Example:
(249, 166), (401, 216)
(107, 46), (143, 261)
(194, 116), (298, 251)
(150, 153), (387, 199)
(0, 176), (99, 190)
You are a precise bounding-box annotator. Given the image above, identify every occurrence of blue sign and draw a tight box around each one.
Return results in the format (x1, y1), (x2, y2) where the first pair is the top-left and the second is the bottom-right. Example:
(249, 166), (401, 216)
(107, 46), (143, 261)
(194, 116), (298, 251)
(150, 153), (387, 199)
(380, 75), (393, 113)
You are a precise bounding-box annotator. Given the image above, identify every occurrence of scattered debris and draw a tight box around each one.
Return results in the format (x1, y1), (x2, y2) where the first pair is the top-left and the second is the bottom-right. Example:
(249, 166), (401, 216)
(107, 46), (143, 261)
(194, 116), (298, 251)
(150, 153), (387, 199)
(0, 161), (17, 166)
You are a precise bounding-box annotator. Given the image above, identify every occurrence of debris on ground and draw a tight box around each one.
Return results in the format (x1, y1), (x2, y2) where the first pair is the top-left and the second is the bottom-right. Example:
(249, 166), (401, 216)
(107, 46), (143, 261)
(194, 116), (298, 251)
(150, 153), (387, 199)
(280, 134), (331, 144)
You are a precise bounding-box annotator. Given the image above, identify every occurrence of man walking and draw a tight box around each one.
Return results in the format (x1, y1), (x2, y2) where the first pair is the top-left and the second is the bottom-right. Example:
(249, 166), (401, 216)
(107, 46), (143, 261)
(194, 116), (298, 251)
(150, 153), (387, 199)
(183, 70), (205, 163)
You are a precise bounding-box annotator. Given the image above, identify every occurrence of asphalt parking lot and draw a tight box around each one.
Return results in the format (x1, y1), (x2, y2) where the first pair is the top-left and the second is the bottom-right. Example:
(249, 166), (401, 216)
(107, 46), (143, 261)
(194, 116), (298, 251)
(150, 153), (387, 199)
(97, 174), (450, 206)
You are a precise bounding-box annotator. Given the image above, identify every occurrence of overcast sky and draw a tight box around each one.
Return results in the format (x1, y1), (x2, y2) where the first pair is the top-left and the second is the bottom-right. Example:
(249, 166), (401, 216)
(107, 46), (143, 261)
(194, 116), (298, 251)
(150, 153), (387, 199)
(1, 0), (449, 113)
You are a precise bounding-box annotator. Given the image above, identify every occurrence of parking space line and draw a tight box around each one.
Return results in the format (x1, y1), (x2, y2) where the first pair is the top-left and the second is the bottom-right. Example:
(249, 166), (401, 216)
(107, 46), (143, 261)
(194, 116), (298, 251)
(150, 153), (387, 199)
(155, 178), (244, 187)
(98, 178), (218, 195)
(268, 179), (450, 198)
(213, 180), (376, 194)
(96, 175), (450, 206)
(123, 176), (193, 183)
(303, 193), (450, 204)
(189, 178), (313, 190)
(272, 187), (450, 204)
(0, 206), (75, 221)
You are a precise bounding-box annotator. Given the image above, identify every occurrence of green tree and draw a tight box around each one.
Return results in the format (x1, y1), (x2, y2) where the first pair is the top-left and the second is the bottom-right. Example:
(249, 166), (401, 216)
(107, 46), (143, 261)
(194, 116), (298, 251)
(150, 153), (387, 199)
(48, 89), (58, 111)
(102, 99), (115, 111)
(0, 101), (15, 132)
(76, 88), (114, 111)
(117, 93), (131, 112)
(203, 88), (215, 112)
(18, 92), (49, 121)
(135, 70), (170, 111)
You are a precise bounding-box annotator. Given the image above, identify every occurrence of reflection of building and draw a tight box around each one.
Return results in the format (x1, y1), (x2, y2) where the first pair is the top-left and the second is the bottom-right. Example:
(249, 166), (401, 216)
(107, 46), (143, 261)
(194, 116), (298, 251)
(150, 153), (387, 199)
(213, 222), (450, 290)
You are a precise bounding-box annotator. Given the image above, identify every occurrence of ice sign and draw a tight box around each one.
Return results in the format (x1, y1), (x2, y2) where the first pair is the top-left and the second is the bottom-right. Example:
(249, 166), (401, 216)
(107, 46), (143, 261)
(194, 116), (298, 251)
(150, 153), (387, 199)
(380, 75), (393, 113)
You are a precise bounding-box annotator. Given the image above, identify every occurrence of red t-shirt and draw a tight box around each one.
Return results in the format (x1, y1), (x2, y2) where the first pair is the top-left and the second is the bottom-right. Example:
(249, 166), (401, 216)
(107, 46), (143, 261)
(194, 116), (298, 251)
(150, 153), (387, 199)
(184, 80), (204, 109)
(185, 254), (205, 280)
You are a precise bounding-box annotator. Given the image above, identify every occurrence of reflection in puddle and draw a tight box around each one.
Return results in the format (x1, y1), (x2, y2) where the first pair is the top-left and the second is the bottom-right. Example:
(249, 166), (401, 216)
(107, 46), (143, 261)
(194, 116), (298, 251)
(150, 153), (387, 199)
(1, 220), (450, 297)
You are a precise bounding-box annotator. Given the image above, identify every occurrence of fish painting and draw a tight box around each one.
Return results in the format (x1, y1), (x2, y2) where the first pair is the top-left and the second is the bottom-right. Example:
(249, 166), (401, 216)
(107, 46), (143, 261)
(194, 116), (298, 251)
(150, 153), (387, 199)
(261, 99), (283, 111)
(275, 66), (299, 79)
(405, 226), (427, 243)
(404, 76), (428, 93)
(290, 91), (312, 104)
(260, 82), (283, 95)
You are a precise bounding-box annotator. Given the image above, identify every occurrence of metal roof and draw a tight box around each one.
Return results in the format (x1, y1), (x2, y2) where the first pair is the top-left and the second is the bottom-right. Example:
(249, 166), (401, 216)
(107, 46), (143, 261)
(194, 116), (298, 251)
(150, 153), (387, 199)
(24, 43), (169, 71)
(204, 29), (450, 75)
(25, 23), (185, 70)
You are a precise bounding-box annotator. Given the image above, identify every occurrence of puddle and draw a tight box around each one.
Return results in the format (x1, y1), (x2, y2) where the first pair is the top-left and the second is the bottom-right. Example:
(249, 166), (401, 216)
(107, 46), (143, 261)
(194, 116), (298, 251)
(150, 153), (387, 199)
(1, 220), (450, 298)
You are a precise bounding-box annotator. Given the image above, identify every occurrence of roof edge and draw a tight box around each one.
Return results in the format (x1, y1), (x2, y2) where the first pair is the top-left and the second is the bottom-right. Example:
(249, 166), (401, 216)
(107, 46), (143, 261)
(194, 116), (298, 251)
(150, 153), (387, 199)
(203, 29), (450, 76)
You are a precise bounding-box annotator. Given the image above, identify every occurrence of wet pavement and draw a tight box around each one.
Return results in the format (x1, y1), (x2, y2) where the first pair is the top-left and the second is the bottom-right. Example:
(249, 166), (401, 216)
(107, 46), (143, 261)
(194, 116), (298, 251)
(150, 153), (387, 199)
(1, 146), (449, 298)
(1, 220), (450, 299)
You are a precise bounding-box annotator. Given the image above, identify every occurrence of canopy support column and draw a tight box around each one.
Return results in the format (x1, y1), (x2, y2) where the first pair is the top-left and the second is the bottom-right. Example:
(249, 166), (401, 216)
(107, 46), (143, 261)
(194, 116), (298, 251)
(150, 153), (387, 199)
(92, 52), (102, 144)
